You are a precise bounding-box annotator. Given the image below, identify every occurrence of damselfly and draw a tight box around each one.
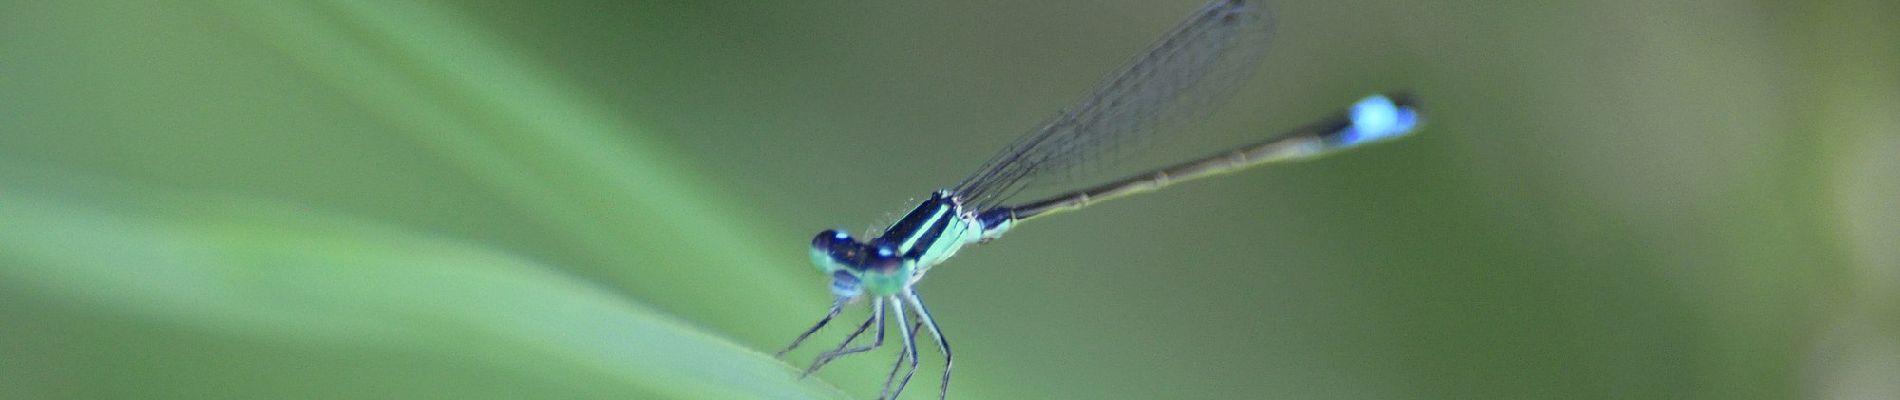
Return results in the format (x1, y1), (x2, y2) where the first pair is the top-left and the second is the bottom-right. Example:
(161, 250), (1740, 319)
(776, 1), (1422, 398)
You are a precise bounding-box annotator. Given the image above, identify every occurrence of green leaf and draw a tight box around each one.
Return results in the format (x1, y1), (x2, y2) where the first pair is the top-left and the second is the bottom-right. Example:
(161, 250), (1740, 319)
(210, 0), (826, 333)
(0, 168), (848, 399)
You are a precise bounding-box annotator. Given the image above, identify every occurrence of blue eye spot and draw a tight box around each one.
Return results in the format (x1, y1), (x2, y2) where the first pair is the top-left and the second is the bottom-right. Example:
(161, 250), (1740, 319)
(1339, 95), (1419, 146)
(1352, 96), (1396, 131)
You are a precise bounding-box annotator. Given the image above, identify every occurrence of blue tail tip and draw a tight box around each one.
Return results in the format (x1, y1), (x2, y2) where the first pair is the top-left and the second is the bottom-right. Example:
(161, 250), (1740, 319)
(1337, 93), (1422, 146)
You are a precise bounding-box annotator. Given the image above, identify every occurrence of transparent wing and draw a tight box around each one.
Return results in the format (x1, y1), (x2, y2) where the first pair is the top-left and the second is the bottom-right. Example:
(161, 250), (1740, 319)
(952, 0), (1275, 210)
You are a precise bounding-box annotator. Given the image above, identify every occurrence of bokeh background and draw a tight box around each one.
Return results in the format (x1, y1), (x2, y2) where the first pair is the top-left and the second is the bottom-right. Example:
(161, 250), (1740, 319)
(3, 1), (1895, 399)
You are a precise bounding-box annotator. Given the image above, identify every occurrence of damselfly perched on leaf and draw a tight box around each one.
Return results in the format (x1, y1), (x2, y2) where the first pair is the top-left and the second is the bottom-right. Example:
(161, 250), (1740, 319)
(776, 1), (1422, 398)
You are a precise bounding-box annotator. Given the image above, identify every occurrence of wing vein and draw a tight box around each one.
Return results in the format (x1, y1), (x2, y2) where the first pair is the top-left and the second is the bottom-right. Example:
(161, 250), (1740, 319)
(953, 0), (1274, 210)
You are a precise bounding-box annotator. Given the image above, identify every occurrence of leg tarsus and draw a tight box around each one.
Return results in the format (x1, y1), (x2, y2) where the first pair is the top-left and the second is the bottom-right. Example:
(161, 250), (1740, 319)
(776, 301), (844, 358)
(803, 298), (886, 376)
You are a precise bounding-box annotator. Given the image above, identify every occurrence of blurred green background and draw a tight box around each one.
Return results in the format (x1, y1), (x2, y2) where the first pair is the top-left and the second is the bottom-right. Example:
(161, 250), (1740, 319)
(2, 1), (1895, 399)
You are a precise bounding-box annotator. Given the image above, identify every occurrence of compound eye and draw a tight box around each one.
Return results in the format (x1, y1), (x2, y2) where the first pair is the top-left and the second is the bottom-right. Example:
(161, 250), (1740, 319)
(812, 229), (863, 261)
(811, 229), (851, 249)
